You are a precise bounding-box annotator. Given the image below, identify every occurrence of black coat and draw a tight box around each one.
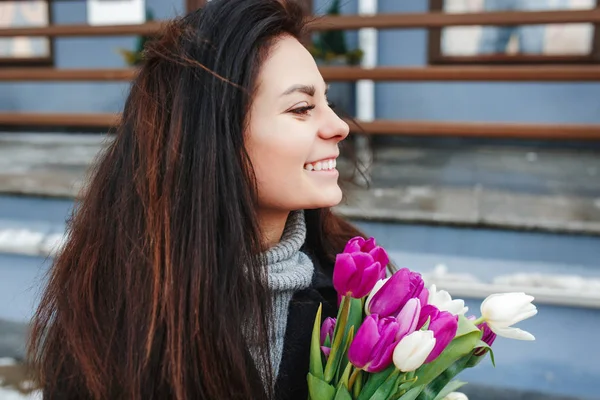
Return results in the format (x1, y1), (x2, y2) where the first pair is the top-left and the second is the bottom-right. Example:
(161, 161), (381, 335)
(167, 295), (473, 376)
(274, 250), (339, 400)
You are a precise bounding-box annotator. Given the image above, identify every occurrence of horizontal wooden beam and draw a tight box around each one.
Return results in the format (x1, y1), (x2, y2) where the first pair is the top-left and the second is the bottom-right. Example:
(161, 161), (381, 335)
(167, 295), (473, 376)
(351, 120), (600, 140)
(0, 113), (120, 128)
(1, 113), (599, 140)
(0, 21), (165, 38)
(319, 66), (600, 81)
(1, 10), (599, 38)
(2, 66), (599, 82)
(0, 69), (135, 81)
(308, 9), (600, 30)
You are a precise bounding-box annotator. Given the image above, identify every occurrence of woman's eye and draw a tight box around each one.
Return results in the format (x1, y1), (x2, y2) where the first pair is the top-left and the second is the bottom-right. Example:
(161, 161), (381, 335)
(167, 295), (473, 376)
(290, 104), (316, 115)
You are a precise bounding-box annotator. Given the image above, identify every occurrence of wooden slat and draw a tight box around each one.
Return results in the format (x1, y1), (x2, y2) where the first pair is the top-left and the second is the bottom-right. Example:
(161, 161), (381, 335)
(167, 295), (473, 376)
(1, 113), (599, 140)
(352, 120), (600, 140)
(1, 10), (599, 37)
(2, 66), (600, 82)
(308, 9), (600, 30)
(0, 21), (165, 38)
(320, 66), (600, 81)
(0, 113), (120, 128)
(0, 69), (135, 81)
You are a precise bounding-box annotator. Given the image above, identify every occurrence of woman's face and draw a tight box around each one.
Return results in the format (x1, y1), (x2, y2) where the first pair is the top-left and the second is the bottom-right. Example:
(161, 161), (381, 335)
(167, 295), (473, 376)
(246, 35), (350, 217)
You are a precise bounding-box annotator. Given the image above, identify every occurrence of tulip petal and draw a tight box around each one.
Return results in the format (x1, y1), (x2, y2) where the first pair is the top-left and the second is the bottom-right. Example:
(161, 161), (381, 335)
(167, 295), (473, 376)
(367, 319), (400, 372)
(369, 246), (389, 267)
(426, 311), (458, 363)
(348, 315), (380, 368)
(393, 330), (436, 372)
(362, 237), (377, 252)
(490, 326), (536, 341)
(347, 253), (376, 292)
(343, 237), (364, 253)
(365, 278), (388, 315)
(481, 293), (537, 328)
(333, 253), (357, 295)
(353, 260), (382, 299)
(368, 268), (411, 316)
(418, 287), (429, 307)
(396, 298), (421, 340)
(418, 304), (440, 329)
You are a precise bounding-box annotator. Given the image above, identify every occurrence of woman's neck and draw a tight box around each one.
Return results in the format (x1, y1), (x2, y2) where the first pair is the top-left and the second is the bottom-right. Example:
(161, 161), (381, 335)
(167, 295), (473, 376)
(258, 209), (291, 249)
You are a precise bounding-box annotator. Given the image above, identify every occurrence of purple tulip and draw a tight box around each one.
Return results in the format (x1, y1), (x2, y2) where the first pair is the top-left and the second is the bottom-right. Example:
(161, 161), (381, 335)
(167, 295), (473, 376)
(418, 287), (429, 307)
(344, 237), (389, 278)
(474, 322), (497, 356)
(348, 315), (400, 373)
(418, 304), (440, 329)
(395, 298), (421, 340)
(367, 268), (425, 317)
(425, 309), (458, 363)
(320, 317), (336, 359)
(333, 252), (385, 299)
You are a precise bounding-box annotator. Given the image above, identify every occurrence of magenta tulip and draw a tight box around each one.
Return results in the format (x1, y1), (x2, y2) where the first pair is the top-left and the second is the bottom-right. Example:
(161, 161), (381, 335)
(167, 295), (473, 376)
(320, 317), (336, 359)
(366, 268), (425, 317)
(395, 298), (421, 340)
(418, 304), (440, 329)
(425, 309), (458, 363)
(418, 287), (429, 307)
(343, 236), (389, 278)
(348, 314), (400, 373)
(333, 252), (385, 298)
(474, 322), (497, 356)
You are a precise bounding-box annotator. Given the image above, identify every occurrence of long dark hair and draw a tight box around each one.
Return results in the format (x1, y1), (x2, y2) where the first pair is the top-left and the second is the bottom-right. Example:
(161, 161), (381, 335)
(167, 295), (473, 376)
(27, 0), (366, 399)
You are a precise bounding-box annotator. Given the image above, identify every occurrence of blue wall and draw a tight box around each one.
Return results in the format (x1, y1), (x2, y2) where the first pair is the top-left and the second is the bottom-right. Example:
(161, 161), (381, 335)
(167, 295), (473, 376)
(0, 0), (184, 113)
(1, 0), (599, 124)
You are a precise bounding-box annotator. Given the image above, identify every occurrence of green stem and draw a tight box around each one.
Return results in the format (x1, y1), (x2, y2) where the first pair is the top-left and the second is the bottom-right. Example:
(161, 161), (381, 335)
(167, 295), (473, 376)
(472, 316), (485, 326)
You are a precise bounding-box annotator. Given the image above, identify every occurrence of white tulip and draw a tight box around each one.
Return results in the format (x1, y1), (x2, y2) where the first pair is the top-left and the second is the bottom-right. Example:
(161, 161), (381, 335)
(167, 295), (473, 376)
(392, 330), (436, 372)
(443, 392), (468, 400)
(364, 277), (388, 315)
(480, 292), (537, 340)
(428, 284), (469, 316)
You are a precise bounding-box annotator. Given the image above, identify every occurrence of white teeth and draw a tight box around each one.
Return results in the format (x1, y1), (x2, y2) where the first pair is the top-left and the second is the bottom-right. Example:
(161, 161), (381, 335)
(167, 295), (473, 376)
(304, 158), (337, 171)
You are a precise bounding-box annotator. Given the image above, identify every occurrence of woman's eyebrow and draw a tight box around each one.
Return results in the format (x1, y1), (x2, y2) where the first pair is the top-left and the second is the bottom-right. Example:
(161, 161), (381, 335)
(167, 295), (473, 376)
(280, 84), (316, 97)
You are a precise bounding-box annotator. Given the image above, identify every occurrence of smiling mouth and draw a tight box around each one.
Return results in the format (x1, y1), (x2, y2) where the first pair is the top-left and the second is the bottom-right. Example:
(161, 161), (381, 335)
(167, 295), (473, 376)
(304, 158), (337, 171)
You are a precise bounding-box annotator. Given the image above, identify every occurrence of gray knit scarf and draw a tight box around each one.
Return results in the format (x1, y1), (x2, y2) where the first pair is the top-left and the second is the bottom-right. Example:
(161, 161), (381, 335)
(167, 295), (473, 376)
(248, 210), (314, 383)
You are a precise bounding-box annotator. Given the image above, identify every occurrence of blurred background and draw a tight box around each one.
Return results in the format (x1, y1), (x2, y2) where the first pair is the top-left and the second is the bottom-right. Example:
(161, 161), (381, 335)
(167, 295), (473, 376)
(0, 0), (599, 399)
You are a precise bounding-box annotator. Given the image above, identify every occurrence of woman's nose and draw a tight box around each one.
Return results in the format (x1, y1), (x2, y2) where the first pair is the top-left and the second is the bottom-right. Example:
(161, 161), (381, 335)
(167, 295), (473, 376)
(319, 106), (350, 142)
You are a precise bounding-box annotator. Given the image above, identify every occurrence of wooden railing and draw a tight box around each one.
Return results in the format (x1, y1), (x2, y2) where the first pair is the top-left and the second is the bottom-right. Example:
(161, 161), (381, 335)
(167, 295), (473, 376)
(1, 8), (600, 139)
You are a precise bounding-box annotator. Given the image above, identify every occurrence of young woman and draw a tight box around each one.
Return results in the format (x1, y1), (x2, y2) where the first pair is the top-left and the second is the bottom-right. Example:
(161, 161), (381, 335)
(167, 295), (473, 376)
(27, 0), (368, 398)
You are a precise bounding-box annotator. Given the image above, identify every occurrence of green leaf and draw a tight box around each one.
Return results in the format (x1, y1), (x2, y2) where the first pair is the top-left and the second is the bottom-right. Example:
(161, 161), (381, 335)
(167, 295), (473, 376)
(352, 369), (363, 398)
(339, 360), (353, 389)
(367, 369), (400, 400)
(469, 340), (496, 368)
(398, 386), (425, 400)
(415, 316), (482, 387)
(308, 373), (336, 400)
(325, 296), (351, 382)
(348, 297), (364, 333)
(333, 385), (354, 400)
(432, 380), (468, 400)
(455, 315), (481, 338)
(310, 303), (324, 379)
(356, 365), (395, 400)
(416, 356), (470, 400)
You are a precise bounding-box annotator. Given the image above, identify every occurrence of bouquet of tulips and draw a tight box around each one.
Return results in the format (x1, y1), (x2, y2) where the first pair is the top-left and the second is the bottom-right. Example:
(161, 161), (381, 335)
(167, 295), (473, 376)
(307, 237), (537, 400)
